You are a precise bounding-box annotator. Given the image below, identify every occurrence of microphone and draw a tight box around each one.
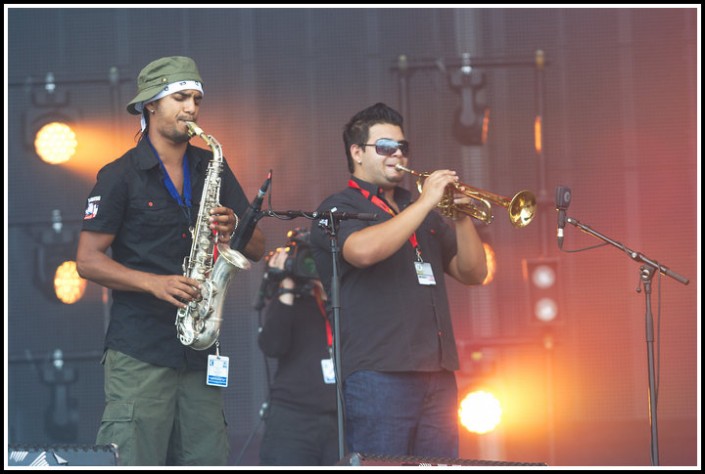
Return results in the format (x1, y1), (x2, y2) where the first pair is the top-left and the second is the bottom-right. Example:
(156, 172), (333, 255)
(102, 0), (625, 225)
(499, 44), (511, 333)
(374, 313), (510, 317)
(555, 186), (572, 250)
(231, 170), (272, 252)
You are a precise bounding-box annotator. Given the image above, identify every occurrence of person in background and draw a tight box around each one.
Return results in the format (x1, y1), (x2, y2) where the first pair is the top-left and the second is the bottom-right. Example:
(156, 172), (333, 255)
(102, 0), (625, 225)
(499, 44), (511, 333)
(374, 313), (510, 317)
(309, 102), (487, 459)
(77, 56), (265, 465)
(257, 228), (339, 466)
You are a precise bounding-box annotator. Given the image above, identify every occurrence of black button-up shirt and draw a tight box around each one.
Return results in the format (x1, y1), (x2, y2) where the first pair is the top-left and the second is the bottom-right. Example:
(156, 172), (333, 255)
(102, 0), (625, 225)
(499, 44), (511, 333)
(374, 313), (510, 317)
(309, 176), (460, 381)
(81, 138), (249, 370)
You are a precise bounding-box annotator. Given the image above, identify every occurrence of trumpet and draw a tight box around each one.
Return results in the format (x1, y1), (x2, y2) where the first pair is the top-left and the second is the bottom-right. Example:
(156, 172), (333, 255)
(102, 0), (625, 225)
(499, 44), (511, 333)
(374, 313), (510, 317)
(395, 164), (536, 228)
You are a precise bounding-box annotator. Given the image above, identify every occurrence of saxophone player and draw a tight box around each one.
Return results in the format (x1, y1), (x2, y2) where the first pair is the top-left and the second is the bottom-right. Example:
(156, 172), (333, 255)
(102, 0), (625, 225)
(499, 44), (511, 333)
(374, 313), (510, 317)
(77, 56), (265, 466)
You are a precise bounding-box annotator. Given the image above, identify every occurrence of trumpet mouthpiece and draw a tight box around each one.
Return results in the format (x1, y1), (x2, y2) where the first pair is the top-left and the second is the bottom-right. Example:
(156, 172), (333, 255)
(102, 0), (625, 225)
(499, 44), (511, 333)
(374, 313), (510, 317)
(394, 164), (426, 178)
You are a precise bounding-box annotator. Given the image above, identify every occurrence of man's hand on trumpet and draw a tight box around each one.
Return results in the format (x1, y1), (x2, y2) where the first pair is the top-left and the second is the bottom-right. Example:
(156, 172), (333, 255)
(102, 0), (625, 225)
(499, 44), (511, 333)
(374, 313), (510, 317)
(450, 185), (477, 221)
(416, 169), (459, 209)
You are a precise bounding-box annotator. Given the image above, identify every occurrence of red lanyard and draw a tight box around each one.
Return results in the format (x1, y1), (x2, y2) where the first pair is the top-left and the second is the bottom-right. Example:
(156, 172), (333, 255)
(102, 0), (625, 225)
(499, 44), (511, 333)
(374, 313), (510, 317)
(313, 285), (333, 349)
(347, 179), (420, 256)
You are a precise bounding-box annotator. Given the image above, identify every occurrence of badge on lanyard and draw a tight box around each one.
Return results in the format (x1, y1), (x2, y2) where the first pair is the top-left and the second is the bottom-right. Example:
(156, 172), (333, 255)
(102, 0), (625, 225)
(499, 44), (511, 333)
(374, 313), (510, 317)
(321, 358), (336, 384)
(415, 261), (436, 286)
(206, 354), (229, 387)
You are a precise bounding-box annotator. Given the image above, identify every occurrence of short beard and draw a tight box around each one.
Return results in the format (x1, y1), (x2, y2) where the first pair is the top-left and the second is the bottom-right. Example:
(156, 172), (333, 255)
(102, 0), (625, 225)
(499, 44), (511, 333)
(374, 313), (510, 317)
(166, 126), (191, 144)
(174, 132), (191, 144)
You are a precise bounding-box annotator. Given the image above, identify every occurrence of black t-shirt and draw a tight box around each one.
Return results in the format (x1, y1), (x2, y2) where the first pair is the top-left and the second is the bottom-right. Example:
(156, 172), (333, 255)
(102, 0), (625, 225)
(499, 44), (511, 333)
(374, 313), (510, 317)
(258, 297), (337, 414)
(309, 176), (460, 382)
(81, 138), (249, 370)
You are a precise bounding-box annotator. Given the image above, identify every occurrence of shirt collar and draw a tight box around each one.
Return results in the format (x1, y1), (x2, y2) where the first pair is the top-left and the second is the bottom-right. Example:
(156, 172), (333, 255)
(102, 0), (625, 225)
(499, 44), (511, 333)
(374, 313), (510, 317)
(134, 138), (206, 172)
(349, 175), (412, 204)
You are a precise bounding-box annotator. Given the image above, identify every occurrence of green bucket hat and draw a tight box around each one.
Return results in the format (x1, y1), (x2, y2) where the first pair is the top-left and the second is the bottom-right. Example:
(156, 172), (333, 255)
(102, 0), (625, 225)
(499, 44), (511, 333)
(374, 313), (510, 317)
(126, 56), (203, 115)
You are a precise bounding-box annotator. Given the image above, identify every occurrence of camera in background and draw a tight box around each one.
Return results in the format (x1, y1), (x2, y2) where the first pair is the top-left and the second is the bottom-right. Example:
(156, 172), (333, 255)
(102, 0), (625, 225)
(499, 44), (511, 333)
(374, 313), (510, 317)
(280, 228), (319, 281)
(256, 228), (320, 307)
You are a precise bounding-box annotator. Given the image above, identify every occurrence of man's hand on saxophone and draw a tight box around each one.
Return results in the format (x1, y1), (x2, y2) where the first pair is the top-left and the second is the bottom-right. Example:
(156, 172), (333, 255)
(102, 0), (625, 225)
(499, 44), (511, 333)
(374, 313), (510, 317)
(76, 231), (202, 309)
(150, 274), (202, 309)
(209, 205), (238, 243)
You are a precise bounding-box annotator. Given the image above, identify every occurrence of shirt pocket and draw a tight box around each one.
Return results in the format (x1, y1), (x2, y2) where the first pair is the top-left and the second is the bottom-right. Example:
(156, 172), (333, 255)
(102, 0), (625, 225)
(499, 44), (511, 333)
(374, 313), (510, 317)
(127, 197), (180, 242)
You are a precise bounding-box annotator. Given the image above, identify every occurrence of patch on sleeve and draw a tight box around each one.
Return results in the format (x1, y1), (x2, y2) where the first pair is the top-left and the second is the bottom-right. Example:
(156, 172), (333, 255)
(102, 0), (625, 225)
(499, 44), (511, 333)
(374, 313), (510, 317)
(84, 196), (101, 220)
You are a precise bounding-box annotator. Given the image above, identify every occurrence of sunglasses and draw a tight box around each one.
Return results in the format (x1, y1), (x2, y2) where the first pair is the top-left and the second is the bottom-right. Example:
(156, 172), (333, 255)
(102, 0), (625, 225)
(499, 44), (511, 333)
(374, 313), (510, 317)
(362, 138), (410, 156)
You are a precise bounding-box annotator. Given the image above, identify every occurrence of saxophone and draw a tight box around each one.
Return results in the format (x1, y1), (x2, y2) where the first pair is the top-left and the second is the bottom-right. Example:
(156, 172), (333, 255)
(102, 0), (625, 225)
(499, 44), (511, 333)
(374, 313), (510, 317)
(175, 121), (251, 350)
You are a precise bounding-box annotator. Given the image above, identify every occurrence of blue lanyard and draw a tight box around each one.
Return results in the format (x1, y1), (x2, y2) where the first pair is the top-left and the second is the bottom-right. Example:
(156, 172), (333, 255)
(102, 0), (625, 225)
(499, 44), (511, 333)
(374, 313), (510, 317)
(147, 137), (192, 223)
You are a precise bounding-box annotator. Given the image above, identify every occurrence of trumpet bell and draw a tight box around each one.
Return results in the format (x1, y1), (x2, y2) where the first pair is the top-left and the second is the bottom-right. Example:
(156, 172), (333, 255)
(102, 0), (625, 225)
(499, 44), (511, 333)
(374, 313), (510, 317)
(508, 190), (537, 228)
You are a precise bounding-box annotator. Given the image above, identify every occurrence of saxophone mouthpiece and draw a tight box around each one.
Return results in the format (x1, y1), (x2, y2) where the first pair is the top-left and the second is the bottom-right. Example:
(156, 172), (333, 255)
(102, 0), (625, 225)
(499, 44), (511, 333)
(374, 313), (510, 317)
(184, 121), (203, 138)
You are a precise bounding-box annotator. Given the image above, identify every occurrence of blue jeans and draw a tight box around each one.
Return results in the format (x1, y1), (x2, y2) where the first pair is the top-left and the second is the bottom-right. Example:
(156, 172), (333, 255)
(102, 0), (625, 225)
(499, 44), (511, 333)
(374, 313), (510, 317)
(343, 370), (458, 458)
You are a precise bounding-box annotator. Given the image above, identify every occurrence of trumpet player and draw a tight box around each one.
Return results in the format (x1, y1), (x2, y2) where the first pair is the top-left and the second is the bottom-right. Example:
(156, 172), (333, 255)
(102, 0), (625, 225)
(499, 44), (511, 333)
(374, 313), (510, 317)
(309, 102), (487, 460)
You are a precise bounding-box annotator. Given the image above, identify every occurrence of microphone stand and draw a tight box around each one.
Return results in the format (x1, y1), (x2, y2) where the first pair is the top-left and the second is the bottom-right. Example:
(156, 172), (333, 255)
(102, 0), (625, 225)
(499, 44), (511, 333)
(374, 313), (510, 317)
(564, 216), (689, 466)
(316, 211), (346, 461)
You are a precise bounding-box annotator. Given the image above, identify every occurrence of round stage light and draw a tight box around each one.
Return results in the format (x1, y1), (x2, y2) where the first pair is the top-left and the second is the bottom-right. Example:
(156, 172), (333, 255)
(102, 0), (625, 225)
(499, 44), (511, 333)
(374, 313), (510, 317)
(52, 260), (86, 305)
(458, 389), (502, 435)
(34, 121), (77, 164)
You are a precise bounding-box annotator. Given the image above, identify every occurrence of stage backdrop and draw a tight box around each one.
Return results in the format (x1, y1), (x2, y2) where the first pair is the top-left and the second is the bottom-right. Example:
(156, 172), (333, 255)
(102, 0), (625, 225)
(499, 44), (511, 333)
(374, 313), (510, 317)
(6, 7), (698, 467)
